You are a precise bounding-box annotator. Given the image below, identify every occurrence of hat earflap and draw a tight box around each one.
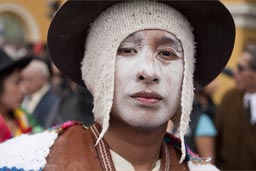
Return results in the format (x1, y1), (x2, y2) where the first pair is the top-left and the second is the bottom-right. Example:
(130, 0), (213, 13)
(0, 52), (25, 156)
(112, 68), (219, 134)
(179, 54), (195, 162)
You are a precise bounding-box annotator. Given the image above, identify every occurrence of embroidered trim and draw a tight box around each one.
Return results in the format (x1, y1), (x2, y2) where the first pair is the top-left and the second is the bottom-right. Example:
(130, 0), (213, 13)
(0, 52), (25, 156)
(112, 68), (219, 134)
(90, 124), (174, 171)
(164, 132), (212, 166)
(48, 120), (85, 134)
(163, 143), (170, 171)
(0, 131), (58, 171)
(91, 125), (115, 171)
(0, 166), (26, 171)
(164, 133), (199, 160)
(190, 157), (212, 165)
(0, 167), (43, 171)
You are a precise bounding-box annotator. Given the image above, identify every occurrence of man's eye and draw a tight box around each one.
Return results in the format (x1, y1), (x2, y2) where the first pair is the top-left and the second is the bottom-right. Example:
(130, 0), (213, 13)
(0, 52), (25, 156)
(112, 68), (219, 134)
(159, 51), (176, 57)
(118, 48), (137, 54)
(159, 50), (178, 60)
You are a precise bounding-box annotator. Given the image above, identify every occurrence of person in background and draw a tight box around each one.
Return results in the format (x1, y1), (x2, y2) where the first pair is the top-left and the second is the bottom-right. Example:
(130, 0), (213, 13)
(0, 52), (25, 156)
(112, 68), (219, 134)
(50, 63), (72, 97)
(45, 85), (94, 128)
(185, 80), (218, 164)
(0, 48), (41, 143)
(215, 41), (256, 170)
(21, 58), (60, 128)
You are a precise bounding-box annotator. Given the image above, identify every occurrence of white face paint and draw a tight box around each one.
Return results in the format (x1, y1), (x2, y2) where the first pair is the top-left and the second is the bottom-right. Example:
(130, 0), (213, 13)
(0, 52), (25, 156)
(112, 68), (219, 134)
(111, 29), (184, 130)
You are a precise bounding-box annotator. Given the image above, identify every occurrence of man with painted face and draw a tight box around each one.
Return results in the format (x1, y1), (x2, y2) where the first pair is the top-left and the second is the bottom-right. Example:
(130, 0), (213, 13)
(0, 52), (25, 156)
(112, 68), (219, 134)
(0, 1), (235, 170)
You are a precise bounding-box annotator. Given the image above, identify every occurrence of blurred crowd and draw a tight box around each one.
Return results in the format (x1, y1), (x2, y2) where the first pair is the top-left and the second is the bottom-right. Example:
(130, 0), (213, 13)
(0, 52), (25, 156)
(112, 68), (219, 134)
(0, 40), (256, 170)
(0, 42), (94, 140)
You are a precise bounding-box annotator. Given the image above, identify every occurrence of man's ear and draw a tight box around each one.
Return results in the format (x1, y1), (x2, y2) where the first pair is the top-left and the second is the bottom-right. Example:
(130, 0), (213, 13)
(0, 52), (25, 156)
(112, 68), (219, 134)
(170, 106), (181, 129)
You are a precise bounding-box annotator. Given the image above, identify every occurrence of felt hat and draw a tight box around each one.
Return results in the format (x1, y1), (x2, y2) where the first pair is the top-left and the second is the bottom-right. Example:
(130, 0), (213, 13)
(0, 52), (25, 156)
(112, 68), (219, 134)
(0, 49), (31, 74)
(48, 1), (235, 88)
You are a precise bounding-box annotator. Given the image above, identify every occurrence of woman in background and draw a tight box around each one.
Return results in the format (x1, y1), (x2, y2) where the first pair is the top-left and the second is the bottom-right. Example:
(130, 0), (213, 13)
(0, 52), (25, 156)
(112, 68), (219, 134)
(0, 48), (42, 143)
(185, 80), (218, 164)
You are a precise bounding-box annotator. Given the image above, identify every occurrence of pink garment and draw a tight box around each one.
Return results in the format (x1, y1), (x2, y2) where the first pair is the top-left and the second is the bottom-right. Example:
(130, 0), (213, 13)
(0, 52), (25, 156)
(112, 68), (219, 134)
(0, 114), (12, 143)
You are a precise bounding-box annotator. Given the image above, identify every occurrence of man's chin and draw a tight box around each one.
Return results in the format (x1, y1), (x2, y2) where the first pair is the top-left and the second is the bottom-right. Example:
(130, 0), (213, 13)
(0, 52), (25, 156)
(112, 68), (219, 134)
(129, 125), (158, 134)
(125, 120), (166, 134)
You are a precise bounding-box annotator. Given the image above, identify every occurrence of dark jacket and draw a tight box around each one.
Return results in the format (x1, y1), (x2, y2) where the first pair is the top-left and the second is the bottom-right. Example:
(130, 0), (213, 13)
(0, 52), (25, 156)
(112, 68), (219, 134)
(45, 86), (94, 128)
(33, 89), (60, 128)
(215, 89), (256, 170)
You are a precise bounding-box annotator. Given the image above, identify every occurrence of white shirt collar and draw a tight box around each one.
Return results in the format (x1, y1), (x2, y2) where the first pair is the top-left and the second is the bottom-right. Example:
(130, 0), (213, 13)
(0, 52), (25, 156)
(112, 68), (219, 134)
(243, 92), (256, 124)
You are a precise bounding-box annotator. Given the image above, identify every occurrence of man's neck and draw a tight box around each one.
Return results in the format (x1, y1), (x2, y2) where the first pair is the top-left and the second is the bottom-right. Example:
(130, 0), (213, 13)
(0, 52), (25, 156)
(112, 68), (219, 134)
(104, 118), (168, 170)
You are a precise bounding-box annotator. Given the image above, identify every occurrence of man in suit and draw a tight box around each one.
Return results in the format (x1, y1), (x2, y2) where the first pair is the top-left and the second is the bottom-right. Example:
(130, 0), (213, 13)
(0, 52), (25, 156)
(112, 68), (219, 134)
(21, 59), (60, 128)
(215, 41), (256, 170)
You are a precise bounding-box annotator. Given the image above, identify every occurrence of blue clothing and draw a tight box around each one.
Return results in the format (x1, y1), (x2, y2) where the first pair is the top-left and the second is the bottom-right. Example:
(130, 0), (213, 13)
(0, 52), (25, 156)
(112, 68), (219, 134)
(195, 114), (217, 137)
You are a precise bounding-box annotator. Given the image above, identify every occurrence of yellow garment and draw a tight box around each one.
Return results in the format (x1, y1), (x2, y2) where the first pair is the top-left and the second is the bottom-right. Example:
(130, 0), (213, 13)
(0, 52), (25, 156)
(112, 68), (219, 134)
(14, 108), (31, 136)
(13, 108), (44, 136)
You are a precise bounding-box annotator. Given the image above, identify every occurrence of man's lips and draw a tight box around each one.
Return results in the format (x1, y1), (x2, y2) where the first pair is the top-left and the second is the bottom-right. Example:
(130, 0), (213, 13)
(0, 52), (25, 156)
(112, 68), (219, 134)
(130, 92), (163, 105)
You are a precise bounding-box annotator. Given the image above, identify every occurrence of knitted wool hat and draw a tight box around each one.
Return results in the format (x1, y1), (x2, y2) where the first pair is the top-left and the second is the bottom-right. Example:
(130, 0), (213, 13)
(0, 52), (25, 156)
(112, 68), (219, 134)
(81, 2), (195, 162)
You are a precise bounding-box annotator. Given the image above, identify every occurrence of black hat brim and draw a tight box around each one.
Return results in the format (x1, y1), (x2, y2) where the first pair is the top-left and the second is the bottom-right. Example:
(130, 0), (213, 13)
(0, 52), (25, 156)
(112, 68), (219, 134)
(0, 57), (32, 74)
(48, 1), (235, 88)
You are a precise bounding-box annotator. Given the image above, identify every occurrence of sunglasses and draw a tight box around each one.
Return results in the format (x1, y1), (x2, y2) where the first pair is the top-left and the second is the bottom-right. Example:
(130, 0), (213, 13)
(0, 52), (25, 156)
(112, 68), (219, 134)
(237, 64), (252, 72)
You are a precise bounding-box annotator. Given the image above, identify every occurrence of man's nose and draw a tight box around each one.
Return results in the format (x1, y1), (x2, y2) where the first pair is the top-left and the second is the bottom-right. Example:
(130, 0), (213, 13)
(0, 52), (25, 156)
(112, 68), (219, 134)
(136, 68), (160, 85)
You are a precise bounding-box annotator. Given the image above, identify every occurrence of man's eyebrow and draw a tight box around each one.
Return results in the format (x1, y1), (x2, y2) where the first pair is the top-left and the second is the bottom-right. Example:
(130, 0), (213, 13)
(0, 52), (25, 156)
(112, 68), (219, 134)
(122, 34), (142, 44)
(161, 36), (182, 52)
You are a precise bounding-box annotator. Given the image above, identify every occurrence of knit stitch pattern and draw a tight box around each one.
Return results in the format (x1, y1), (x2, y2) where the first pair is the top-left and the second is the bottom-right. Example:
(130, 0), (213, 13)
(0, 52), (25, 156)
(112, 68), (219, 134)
(0, 131), (58, 170)
(81, 1), (195, 162)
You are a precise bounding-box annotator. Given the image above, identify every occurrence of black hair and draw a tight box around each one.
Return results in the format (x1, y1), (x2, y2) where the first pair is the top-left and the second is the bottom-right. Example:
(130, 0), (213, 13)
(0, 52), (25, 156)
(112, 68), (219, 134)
(243, 40), (256, 71)
(0, 67), (19, 95)
(0, 68), (20, 119)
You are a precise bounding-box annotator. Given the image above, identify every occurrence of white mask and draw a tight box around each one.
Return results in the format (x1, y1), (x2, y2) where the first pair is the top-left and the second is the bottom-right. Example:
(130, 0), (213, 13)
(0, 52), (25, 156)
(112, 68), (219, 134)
(112, 30), (183, 130)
